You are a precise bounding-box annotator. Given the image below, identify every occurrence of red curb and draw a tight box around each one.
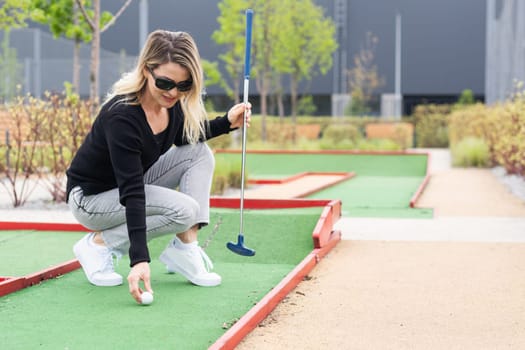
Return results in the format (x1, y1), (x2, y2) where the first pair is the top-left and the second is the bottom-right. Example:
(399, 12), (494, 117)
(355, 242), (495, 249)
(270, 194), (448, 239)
(0, 277), (25, 297)
(249, 171), (310, 185)
(312, 200), (341, 248)
(208, 201), (341, 350)
(0, 221), (88, 232)
(209, 251), (317, 350)
(24, 259), (81, 288)
(0, 260), (81, 297)
(210, 197), (332, 209)
(409, 151), (431, 208)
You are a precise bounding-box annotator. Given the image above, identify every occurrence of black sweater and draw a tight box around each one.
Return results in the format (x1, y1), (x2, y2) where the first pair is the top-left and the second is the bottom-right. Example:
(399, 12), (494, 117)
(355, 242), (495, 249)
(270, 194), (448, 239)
(66, 96), (233, 266)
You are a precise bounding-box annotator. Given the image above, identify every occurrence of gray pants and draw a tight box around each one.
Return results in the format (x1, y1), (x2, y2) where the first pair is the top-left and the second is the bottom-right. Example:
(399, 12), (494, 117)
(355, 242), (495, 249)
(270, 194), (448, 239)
(68, 143), (214, 256)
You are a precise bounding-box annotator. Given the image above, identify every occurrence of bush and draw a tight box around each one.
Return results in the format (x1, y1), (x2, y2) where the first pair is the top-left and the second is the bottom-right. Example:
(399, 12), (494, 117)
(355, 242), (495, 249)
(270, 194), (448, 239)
(365, 122), (414, 149)
(448, 101), (525, 175)
(0, 92), (95, 206)
(207, 132), (233, 150)
(457, 89), (475, 105)
(211, 156), (245, 195)
(355, 138), (401, 151)
(321, 123), (362, 144)
(412, 104), (452, 148)
(451, 137), (490, 167)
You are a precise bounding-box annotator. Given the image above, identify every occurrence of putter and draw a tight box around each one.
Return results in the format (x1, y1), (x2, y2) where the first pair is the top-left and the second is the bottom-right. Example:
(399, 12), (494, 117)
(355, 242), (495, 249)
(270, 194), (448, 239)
(227, 9), (256, 257)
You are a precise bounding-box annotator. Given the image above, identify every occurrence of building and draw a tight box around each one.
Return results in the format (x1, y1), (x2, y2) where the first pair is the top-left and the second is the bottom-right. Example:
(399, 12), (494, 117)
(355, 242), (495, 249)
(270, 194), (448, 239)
(1, 0), (522, 116)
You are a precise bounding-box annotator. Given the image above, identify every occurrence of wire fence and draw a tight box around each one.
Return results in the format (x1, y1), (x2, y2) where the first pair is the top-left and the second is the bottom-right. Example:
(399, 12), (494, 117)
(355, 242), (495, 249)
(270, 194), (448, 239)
(0, 27), (137, 101)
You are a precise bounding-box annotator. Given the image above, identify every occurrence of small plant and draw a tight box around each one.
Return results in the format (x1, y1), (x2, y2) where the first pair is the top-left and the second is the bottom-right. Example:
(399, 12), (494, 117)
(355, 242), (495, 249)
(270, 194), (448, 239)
(452, 137), (490, 167)
(456, 89), (475, 106)
(211, 157), (245, 195)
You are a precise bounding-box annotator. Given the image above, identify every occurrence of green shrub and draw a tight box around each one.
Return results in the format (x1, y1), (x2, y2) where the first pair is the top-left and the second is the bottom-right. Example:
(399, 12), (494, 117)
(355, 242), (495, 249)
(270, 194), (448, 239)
(321, 123), (362, 144)
(211, 157), (246, 195)
(356, 138), (401, 151)
(319, 138), (355, 150)
(456, 89), (475, 106)
(451, 137), (490, 167)
(206, 133), (233, 150)
(412, 104), (452, 148)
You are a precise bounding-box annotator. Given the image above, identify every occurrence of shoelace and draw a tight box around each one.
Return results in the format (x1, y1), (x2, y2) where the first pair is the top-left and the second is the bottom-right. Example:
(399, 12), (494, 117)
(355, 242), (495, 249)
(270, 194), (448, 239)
(100, 248), (122, 273)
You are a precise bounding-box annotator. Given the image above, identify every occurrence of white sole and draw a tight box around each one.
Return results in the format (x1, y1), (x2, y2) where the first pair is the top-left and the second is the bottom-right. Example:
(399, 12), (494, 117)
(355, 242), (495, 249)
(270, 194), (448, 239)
(159, 252), (221, 287)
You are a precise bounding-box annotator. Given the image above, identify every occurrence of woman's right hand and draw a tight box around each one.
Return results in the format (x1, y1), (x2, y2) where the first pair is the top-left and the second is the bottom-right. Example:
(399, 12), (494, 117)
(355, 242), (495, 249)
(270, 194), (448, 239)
(127, 261), (153, 304)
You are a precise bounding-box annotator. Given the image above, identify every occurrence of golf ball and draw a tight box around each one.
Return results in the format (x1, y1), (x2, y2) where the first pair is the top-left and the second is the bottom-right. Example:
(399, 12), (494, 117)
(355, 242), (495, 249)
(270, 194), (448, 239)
(141, 291), (154, 305)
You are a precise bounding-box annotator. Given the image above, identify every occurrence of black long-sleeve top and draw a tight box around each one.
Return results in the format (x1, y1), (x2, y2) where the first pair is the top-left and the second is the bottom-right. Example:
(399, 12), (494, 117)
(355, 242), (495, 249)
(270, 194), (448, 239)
(66, 96), (233, 266)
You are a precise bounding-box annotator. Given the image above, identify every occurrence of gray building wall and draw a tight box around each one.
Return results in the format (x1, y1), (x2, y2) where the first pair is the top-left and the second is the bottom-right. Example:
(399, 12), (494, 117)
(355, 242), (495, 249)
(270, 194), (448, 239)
(5, 0), (487, 114)
(100, 0), (486, 95)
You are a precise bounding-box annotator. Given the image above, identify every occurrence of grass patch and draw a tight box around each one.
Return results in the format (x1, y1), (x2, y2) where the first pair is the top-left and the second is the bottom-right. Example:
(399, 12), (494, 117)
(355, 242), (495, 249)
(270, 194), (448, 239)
(451, 137), (490, 167)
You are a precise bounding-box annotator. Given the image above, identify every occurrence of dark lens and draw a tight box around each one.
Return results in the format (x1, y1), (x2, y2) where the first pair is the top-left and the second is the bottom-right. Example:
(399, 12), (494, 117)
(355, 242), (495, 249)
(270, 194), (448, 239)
(176, 80), (193, 92)
(155, 78), (176, 91)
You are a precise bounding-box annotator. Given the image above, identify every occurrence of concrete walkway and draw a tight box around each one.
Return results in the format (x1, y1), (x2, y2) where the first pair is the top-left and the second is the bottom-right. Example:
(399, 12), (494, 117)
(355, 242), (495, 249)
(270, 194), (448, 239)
(335, 148), (525, 244)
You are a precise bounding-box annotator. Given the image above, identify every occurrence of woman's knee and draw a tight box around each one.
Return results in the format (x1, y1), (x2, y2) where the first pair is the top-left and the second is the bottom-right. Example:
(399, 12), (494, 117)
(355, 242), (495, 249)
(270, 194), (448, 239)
(197, 143), (215, 170)
(170, 196), (200, 224)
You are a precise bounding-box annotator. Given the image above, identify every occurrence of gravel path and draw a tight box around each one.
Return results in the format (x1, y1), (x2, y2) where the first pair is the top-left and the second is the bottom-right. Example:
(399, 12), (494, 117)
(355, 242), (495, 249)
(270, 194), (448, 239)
(237, 149), (525, 350)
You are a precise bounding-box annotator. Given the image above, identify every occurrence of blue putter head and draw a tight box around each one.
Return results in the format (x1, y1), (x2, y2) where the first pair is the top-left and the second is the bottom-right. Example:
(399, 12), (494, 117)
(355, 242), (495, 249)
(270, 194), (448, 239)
(226, 234), (255, 256)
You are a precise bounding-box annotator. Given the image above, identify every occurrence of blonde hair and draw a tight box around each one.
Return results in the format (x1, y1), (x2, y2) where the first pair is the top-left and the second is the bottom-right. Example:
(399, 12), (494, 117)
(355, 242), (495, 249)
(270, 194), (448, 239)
(104, 30), (207, 143)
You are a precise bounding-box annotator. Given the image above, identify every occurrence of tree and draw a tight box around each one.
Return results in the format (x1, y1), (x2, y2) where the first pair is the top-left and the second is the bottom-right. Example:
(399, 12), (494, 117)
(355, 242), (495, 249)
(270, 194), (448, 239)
(212, 0), (249, 104)
(74, 0), (133, 103)
(201, 58), (230, 111)
(31, 0), (94, 94)
(0, 0), (31, 101)
(347, 32), (384, 115)
(0, 0), (32, 29)
(251, 0), (284, 141)
(0, 32), (22, 101)
(279, 0), (336, 141)
(214, 0), (336, 141)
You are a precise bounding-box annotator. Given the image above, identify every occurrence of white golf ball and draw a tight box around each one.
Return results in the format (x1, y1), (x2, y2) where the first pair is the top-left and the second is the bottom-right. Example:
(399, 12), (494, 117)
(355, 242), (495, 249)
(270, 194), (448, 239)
(141, 291), (154, 305)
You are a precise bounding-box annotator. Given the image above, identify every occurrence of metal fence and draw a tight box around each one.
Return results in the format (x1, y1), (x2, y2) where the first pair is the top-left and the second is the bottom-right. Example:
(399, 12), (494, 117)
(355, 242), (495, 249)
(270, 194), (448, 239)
(1, 28), (137, 100)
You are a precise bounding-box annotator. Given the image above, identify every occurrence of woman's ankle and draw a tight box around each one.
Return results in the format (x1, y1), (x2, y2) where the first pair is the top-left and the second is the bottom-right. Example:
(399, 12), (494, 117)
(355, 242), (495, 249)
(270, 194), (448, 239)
(92, 232), (106, 246)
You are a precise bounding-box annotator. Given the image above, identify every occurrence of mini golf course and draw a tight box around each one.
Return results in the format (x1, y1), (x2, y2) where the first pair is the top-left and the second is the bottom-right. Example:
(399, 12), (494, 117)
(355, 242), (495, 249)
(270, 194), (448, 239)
(216, 150), (432, 218)
(0, 150), (429, 349)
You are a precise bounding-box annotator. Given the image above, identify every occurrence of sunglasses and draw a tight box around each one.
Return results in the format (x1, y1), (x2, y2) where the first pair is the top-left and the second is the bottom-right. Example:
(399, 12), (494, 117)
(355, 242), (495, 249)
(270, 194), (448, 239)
(148, 67), (193, 92)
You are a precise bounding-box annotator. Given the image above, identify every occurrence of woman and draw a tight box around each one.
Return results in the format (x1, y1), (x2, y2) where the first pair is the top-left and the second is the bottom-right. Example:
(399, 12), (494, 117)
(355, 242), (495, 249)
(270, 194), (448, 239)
(66, 30), (251, 304)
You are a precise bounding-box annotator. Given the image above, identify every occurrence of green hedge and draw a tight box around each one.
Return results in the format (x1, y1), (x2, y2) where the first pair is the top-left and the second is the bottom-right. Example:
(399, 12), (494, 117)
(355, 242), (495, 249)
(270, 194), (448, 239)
(448, 100), (525, 176)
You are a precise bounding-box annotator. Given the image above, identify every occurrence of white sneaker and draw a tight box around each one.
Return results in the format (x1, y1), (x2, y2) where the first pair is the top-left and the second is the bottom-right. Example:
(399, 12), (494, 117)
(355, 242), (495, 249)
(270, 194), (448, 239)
(73, 232), (123, 287)
(159, 237), (221, 287)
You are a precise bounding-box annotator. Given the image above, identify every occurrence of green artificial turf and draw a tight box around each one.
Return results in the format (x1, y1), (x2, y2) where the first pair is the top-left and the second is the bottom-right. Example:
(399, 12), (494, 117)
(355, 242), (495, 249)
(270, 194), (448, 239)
(216, 152), (432, 218)
(215, 152), (428, 177)
(307, 176), (433, 218)
(0, 207), (322, 350)
(0, 230), (86, 276)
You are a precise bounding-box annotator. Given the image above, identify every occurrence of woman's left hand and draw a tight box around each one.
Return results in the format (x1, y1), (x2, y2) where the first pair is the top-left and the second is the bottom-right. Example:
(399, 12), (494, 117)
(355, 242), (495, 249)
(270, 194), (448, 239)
(127, 261), (153, 304)
(227, 102), (252, 129)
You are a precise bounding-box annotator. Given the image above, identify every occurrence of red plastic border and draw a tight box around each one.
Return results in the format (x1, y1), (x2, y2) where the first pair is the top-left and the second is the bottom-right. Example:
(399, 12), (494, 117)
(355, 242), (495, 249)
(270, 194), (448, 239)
(0, 259), (80, 297)
(0, 221), (88, 232)
(249, 171), (352, 185)
(409, 150), (432, 208)
(209, 234), (341, 350)
(210, 197), (333, 209)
